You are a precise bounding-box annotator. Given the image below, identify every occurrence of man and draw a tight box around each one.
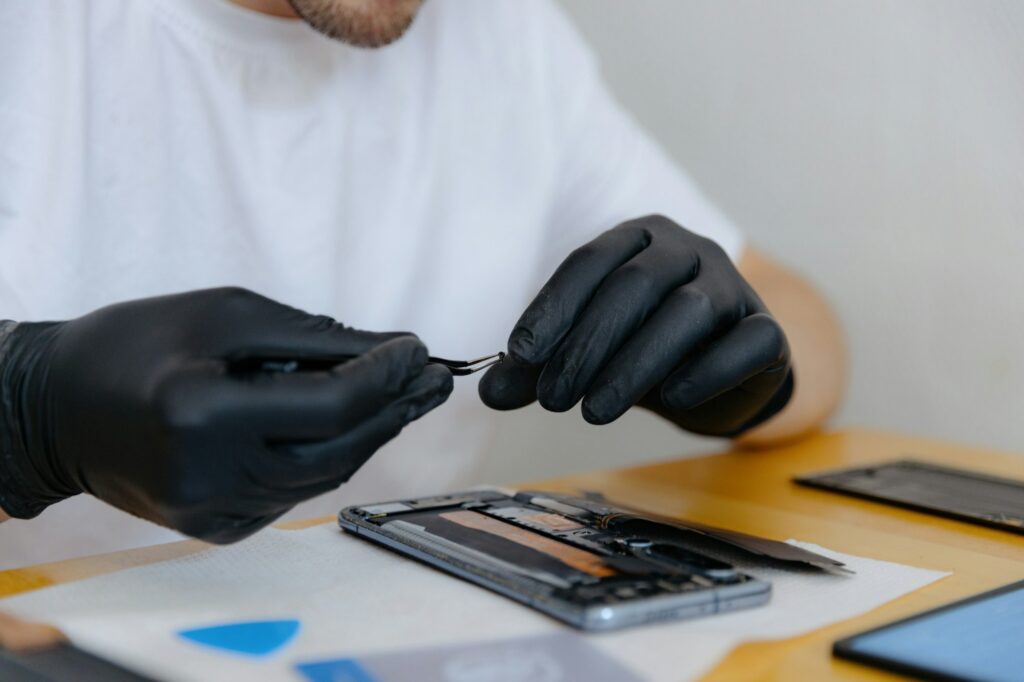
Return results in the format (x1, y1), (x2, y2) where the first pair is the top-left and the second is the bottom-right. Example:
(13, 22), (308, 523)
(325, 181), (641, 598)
(0, 0), (844, 567)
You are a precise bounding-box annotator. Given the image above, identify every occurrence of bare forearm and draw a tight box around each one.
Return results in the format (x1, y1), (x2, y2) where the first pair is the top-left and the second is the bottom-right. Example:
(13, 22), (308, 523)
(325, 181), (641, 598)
(736, 247), (847, 445)
(0, 509), (8, 523)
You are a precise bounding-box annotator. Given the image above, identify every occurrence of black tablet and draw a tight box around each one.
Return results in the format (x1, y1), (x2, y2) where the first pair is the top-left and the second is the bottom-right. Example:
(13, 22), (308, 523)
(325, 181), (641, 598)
(834, 579), (1024, 682)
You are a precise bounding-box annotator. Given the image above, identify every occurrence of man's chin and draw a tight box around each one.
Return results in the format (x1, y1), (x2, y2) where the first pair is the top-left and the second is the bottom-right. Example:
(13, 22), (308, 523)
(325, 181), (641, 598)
(287, 0), (424, 48)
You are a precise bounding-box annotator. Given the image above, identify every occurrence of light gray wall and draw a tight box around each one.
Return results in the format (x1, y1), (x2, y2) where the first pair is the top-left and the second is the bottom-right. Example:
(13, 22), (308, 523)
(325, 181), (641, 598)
(480, 0), (1024, 483)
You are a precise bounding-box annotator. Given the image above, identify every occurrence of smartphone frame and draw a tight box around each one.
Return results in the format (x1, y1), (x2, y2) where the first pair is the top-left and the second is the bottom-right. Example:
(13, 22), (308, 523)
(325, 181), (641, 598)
(338, 494), (770, 632)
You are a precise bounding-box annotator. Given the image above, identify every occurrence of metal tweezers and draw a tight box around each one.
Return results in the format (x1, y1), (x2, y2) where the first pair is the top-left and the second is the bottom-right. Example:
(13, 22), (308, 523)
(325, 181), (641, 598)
(251, 352), (505, 377)
(428, 352), (505, 376)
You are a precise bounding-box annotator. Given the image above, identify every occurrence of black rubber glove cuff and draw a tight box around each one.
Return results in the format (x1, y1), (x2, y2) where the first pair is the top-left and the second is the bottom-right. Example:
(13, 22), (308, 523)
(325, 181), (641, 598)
(0, 321), (80, 519)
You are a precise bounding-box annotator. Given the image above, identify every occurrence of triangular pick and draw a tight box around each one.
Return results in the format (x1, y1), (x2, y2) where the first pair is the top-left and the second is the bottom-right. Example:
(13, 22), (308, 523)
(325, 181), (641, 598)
(178, 619), (300, 656)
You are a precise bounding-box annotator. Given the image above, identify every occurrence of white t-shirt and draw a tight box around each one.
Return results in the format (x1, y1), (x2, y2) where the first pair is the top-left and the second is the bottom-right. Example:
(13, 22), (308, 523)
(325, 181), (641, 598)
(0, 0), (742, 568)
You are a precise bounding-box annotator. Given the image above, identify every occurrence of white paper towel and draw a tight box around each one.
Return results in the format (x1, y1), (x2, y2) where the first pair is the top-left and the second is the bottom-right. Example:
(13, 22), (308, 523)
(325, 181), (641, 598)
(1, 524), (948, 681)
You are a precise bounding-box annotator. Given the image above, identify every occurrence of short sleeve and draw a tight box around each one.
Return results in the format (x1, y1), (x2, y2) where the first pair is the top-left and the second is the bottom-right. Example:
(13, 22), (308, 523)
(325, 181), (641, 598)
(535, 1), (745, 268)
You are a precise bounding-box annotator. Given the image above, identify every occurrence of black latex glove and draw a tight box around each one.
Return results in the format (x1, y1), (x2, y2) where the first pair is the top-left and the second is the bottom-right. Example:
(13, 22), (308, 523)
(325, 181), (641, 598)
(0, 287), (452, 543)
(479, 215), (793, 437)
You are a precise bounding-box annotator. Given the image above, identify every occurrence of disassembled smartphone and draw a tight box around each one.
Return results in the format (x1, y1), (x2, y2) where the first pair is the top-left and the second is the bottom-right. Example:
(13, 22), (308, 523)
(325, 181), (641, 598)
(339, 489), (772, 631)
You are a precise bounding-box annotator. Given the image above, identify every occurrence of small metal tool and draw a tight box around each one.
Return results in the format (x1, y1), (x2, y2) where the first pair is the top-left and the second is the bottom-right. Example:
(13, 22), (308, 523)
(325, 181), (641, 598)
(428, 352), (505, 376)
(244, 352), (505, 377)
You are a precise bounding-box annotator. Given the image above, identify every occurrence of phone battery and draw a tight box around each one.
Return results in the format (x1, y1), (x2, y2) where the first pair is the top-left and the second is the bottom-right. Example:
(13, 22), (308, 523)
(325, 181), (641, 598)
(795, 459), (1024, 534)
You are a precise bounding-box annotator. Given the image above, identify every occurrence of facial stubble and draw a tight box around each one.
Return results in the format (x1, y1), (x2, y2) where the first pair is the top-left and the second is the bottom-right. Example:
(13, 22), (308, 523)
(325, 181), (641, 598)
(286, 0), (424, 48)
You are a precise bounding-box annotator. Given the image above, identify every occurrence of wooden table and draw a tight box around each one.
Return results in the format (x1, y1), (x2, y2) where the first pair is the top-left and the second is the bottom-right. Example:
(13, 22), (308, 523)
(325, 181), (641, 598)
(2, 428), (1022, 680)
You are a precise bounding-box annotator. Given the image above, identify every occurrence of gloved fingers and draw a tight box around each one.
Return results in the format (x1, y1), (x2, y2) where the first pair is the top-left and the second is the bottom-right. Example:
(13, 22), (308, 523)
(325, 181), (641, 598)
(153, 462), (296, 544)
(265, 364), (453, 487)
(580, 286), (722, 425)
(659, 368), (794, 437)
(206, 287), (412, 360)
(661, 313), (790, 411)
(508, 226), (649, 366)
(185, 508), (291, 545)
(202, 476), (322, 513)
(228, 322), (412, 362)
(535, 247), (700, 412)
(163, 337), (432, 441)
(478, 354), (542, 410)
(246, 336), (431, 439)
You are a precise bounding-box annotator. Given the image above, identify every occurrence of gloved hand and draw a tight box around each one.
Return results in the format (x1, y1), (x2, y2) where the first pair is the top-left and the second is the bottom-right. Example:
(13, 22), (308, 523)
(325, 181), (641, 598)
(0, 287), (452, 543)
(479, 215), (793, 437)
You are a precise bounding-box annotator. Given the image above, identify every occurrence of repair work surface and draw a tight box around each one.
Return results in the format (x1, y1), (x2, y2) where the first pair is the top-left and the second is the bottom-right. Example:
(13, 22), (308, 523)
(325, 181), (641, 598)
(2, 429), (1022, 680)
(0, 521), (945, 681)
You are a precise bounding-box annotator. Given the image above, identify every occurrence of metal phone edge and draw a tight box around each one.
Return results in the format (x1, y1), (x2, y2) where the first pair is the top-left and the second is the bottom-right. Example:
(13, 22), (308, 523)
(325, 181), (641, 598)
(338, 507), (771, 632)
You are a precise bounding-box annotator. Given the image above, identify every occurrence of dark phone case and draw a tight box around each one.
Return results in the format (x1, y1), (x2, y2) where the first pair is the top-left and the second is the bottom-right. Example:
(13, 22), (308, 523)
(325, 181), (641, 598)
(0, 644), (153, 682)
(795, 459), (1024, 534)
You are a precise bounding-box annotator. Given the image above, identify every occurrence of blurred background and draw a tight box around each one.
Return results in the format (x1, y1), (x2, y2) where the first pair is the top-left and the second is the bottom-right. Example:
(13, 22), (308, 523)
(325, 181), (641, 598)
(479, 0), (1024, 483)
